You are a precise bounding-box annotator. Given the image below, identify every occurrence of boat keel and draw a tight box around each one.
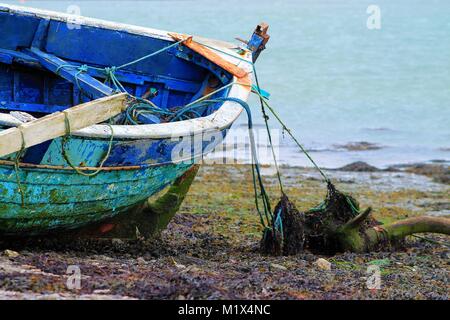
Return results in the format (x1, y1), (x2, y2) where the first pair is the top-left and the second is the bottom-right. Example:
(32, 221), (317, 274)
(73, 164), (200, 239)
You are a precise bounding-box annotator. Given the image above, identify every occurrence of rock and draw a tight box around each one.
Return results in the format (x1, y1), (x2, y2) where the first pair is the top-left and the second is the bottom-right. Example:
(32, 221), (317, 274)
(401, 163), (450, 184)
(334, 141), (382, 151)
(314, 258), (331, 271)
(270, 263), (287, 271)
(338, 161), (380, 172)
(137, 257), (146, 265)
(3, 250), (19, 258)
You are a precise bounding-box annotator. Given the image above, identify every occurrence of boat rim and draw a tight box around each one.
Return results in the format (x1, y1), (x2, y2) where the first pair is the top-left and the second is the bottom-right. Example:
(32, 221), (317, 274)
(0, 3), (253, 140)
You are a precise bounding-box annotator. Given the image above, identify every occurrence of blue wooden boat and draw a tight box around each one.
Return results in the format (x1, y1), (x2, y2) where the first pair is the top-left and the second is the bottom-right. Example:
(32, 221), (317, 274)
(0, 4), (269, 236)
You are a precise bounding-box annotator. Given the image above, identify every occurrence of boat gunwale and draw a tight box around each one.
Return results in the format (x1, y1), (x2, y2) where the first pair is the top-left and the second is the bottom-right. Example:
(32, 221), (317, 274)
(0, 157), (199, 172)
(0, 3), (253, 140)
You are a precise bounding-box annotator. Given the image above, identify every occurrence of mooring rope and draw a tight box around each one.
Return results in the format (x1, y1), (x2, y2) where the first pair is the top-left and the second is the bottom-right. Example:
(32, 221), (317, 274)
(61, 113), (114, 177)
(252, 67), (284, 194)
(55, 39), (187, 95)
(252, 91), (331, 183)
(203, 96), (274, 228)
(52, 35), (325, 238)
(190, 42), (331, 184)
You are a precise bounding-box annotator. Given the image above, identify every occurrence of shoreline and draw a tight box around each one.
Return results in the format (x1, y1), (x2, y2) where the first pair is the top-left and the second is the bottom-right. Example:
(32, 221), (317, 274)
(211, 138), (450, 170)
(0, 163), (448, 300)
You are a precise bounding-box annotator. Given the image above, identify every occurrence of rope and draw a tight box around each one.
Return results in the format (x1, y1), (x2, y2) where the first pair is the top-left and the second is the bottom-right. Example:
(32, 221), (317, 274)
(117, 40), (185, 70)
(125, 97), (172, 124)
(14, 130), (26, 207)
(274, 207), (284, 240)
(251, 90), (330, 183)
(252, 66), (284, 194)
(198, 43), (331, 184)
(56, 64), (90, 92)
(203, 97), (274, 228)
(55, 39), (186, 96)
(61, 113), (114, 177)
(345, 195), (361, 214)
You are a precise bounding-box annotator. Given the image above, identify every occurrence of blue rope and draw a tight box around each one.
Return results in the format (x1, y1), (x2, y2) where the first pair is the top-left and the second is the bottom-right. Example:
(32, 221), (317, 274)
(211, 97), (274, 228)
(274, 207), (284, 240)
(55, 39), (186, 97)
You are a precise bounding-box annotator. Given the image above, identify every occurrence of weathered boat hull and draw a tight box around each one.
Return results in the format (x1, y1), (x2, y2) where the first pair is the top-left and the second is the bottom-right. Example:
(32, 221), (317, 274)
(0, 160), (194, 235)
(0, 4), (253, 236)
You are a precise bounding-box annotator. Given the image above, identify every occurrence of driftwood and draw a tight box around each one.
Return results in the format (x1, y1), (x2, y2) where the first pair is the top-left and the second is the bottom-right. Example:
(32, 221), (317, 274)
(262, 184), (450, 255)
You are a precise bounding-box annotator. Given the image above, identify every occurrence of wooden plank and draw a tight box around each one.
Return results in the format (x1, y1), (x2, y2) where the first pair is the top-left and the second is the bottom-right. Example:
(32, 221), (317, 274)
(0, 93), (127, 158)
(27, 48), (115, 99)
(168, 33), (248, 79)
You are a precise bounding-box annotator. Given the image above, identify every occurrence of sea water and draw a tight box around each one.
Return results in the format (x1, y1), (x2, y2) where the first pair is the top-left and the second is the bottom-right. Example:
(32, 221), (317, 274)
(5, 0), (449, 168)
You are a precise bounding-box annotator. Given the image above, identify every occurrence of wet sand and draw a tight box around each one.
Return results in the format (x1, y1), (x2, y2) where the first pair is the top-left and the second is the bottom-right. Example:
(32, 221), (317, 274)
(0, 164), (448, 300)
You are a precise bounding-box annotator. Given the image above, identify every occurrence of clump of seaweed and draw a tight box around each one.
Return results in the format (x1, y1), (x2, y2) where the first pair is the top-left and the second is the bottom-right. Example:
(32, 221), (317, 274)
(260, 194), (305, 256)
(261, 182), (450, 256)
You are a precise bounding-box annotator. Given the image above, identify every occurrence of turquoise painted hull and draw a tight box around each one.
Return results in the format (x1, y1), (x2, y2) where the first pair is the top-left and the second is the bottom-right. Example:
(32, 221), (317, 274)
(0, 4), (251, 236)
(0, 162), (193, 235)
(0, 130), (226, 236)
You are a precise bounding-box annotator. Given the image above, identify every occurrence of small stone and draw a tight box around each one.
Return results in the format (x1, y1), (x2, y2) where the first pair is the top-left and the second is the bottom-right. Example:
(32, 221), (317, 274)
(270, 263), (287, 271)
(111, 239), (124, 246)
(315, 258), (332, 271)
(3, 249), (19, 258)
(137, 257), (146, 265)
(93, 289), (111, 294)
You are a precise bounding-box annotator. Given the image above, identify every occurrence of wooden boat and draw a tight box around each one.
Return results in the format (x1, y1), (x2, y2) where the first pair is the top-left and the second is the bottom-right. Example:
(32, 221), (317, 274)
(0, 4), (269, 236)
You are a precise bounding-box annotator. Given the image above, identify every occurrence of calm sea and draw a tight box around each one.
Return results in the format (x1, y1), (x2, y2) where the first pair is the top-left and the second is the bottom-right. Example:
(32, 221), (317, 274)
(5, 0), (450, 168)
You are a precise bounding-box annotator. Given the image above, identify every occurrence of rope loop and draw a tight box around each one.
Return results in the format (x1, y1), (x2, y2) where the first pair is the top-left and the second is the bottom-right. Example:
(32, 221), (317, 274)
(78, 64), (89, 73)
(104, 66), (117, 75)
(61, 113), (114, 177)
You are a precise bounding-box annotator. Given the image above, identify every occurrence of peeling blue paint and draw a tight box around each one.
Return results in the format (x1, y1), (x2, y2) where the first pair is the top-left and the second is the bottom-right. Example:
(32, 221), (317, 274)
(0, 6), (237, 236)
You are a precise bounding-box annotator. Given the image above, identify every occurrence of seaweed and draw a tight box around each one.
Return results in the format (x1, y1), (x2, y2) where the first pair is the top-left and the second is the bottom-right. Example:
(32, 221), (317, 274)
(260, 182), (450, 255)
